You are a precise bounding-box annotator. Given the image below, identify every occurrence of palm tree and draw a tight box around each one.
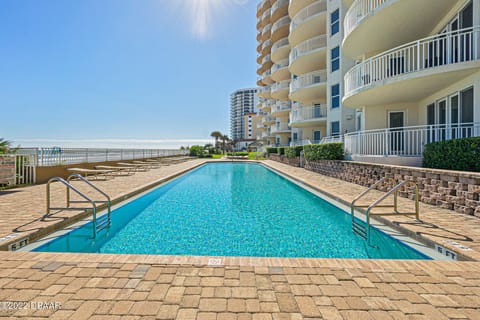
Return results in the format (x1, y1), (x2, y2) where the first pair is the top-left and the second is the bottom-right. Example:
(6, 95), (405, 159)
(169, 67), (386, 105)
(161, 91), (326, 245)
(0, 138), (12, 154)
(221, 135), (229, 154)
(210, 131), (223, 150)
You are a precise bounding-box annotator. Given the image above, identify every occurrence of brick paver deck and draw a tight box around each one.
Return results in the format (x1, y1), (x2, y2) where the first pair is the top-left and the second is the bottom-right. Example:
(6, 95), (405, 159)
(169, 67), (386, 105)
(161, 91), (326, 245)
(0, 159), (480, 319)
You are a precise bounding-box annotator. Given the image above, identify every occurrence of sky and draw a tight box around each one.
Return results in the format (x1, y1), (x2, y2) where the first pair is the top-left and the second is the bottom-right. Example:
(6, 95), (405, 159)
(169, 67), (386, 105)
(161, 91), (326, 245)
(0, 0), (258, 148)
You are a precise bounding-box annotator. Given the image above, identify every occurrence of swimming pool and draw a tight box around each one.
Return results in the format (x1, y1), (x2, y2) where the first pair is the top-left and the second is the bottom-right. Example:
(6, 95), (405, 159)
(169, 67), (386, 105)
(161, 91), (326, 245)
(34, 162), (429, 259)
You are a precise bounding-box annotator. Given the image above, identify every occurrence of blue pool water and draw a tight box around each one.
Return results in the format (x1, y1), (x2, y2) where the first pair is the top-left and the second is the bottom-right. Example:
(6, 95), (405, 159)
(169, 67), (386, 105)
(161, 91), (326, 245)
(35, 163), (428, 259)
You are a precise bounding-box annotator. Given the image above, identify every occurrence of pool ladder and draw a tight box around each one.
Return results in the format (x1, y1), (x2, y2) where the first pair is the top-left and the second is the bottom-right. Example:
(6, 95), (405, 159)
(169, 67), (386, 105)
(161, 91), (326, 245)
(46, 174), (111, 238)
(350, 177), (420, 245)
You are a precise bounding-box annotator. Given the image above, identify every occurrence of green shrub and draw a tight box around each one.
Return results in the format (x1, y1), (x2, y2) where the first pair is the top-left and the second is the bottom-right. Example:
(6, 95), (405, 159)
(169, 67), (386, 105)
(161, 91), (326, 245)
(189, 145), (205, 157)
(266, 147), (278, 154)
(423, 137), (480, 172)
(285, 146), (303, 158)
(277, 147), (286, 155)
(303, 143), (344, 161)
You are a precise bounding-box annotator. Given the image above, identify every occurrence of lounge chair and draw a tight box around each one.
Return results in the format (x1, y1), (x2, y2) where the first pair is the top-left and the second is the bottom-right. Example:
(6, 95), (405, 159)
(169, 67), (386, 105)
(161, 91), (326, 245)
(67, 168), (114, 180)
(132, 161), (160, 169)
(95, 165), (135, 175)
(117, 162), (149, 171)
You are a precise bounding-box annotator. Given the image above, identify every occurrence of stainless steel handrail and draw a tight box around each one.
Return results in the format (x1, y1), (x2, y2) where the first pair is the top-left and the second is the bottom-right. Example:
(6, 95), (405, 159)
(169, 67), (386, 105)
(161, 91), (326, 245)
(350, 177), (397, 222)
(365, 181), (419, 245)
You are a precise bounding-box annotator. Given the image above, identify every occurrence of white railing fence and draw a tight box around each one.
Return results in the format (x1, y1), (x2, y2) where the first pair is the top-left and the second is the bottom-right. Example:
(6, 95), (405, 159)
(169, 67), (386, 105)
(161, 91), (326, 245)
(344, 0), (388, 37)
(16, 148), (188, 167)
(345, 26), (480, 97)
(290, 104), (327, 123)
(290, 35), (327, 64)
(290, 0), (327, 33)
(290, 70), (327, 94)
(344, 123), (480, 157)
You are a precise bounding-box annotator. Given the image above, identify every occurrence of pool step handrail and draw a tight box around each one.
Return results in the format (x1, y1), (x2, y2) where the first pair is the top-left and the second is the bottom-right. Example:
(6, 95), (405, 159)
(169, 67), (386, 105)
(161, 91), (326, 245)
(351, 178), (420, 245)
(46, 175), (111, 238)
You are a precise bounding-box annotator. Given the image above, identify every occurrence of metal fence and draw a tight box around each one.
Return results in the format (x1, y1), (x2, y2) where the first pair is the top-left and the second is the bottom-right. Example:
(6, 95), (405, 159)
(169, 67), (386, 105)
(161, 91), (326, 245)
(16, 148), (188, 167)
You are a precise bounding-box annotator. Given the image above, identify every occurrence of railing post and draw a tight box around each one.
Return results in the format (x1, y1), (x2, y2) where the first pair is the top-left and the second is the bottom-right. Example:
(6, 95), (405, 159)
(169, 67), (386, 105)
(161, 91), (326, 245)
(384, 129), (389, 156)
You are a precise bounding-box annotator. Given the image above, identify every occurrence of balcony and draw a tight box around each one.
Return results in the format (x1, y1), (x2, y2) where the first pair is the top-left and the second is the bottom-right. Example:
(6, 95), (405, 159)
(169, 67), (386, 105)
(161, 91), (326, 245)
(257, 123), (267, 130)
(271, 79), (290, 100)
(262, 69), (274, 85)
(256, 0), (269, 18)
(271, 101), (292, 116)
(289, 35), (327, 75)
(271, 0), (289, 23)
(343, 27), (480, 107)
(271, 37), (290, 63)
(271, 16), (290, 43)
(289, 70), (327, 102)
(344, 123), (480, 166)
(262, 39), (273, 55)
(257, 86), (271, 98)
(343, 0), (457, 59)
(289, 0), (327, 47)
(289, 103), (327, 128)
(271, 58), (290, 81)
(262, 23), (272, 41)
(271, 123), (292, 134)
(288, 0), (317, 18)
(262, 115), (276, 125)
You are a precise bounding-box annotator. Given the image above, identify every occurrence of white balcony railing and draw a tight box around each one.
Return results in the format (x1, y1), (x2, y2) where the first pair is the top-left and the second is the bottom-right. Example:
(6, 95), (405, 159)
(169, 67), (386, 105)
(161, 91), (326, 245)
(272, 79), (290, 93)
(258, 86), (271, 95)
(272, 37), (289, 54)
(262, 39), (273, 51)
(271, 58), (289, 73)
(344, 0), (388, 38)
(261, 8), (271, 22)
(262, 115), (276, 124)
(262, 54), (271, 65)
(273, 101), (292, 113)
(272, 16), (290, 35)
(290, 0), (327, 33)
(290, 104), (327, 123)
(290, 35), (327, 64)
(344, 123), (480, 157)
(290, 70), (327, 94)
(345, 26), (480, 98)
(271, 123), (291, 133)
(262, 23), (272, 36)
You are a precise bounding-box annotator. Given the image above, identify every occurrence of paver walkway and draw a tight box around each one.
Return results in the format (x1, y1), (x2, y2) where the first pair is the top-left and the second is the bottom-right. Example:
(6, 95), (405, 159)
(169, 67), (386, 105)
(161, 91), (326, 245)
(0, 159), (480, 319)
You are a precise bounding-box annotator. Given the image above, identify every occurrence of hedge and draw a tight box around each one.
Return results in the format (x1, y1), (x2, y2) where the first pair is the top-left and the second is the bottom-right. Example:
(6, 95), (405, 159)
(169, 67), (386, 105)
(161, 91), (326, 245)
(266, 147), (278, 154)
(277, 147), (286, 155)
(285, 146), (303, 158)
(303, 143), (344, 161)
(423, 137), (480, 172)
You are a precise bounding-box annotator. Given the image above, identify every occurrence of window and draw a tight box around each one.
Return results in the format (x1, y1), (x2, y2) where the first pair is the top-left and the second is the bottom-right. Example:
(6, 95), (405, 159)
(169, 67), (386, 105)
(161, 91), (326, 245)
(313, 131), (321, 143)
(461, 87), (473, 123)
(331, 121), (340, 136)
(331, 84), (340, 108)
(331, 47), (340, 72)
(331, 9), (339, 36)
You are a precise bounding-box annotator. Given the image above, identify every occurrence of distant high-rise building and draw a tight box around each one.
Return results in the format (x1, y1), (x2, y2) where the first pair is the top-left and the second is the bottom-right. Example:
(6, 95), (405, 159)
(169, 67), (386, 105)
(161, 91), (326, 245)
(230, 88), (258, 141)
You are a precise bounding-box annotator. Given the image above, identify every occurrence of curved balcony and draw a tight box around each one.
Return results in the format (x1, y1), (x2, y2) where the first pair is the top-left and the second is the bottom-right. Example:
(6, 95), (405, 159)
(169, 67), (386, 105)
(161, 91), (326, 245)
(271, 123), (292, 134)
(289, 35), (327, 75)
(262, 115), (276, 125)
(289, 70), (327, 102)
(256, 0), (269, 18)
(271, 101), (292, 117)
(257, 86), (272, 99)
(271, 16), (290, 43)
(262, 23), (272, 41)
(271, 37), (290, 63)
(261, 8), (271, 27)
(343, 27), (480, 107)
(289, 103), (327, 128)
(271, 79), (290, 100)
(262, 69), (274, 85)
(288, 0), (316, 19)
(289, 0), (327, 47)
(256, 76), (263, 87)
(262, 39), (273, 55)
(271, 0), (289, 23)
(343, 0), (457, 59)
(271, 58), (290, 81)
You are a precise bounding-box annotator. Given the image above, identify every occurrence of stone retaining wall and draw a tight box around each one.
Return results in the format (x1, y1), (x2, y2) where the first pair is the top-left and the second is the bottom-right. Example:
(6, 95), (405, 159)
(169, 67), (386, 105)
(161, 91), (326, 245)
(304, 160), (480, 218)
(0, 156), (15, 186)
(268, 154), (301, 167)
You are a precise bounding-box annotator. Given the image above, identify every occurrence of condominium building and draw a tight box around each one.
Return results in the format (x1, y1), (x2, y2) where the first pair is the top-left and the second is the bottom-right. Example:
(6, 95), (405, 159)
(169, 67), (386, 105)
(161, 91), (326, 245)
(256, 0), (480, 166)
(230, 88), (258, 141)
(256, 0), (355, 147)
(342, 0), (479, 166)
